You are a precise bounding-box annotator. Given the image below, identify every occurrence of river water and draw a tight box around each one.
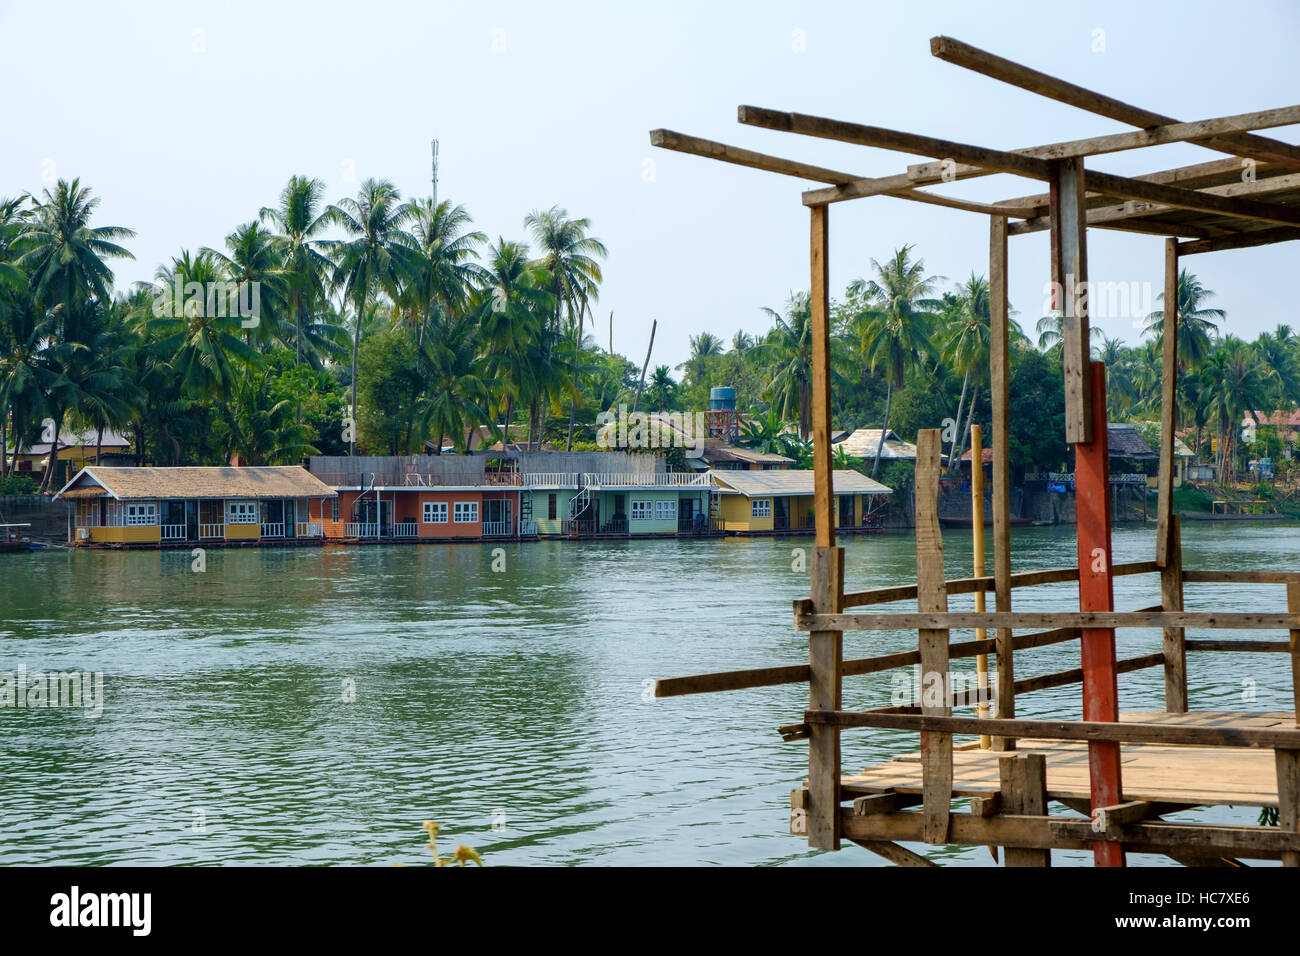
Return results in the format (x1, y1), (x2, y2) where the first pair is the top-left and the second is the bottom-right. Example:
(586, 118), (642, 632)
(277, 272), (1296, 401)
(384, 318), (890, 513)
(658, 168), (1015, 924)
(0, 522), (1295, 866)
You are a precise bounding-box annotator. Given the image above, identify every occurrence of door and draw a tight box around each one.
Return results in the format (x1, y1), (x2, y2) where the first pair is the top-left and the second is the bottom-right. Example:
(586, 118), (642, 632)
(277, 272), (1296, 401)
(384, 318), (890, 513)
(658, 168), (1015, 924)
(186, 501), (199, 540)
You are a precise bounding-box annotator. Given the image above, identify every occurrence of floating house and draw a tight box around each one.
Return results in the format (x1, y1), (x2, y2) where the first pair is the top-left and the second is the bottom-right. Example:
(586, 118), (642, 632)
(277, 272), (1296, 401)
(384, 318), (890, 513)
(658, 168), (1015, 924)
(56, 466), (335, 547)
(712, 469), (891, 534)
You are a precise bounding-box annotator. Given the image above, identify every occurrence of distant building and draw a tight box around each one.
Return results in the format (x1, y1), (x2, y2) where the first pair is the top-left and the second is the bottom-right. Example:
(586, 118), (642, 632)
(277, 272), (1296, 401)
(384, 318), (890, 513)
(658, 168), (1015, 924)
(6, 428), (133, 482)
(55, 466), (335, 547)
(711, 469), (891, 534)
(837, 428), (918, 463)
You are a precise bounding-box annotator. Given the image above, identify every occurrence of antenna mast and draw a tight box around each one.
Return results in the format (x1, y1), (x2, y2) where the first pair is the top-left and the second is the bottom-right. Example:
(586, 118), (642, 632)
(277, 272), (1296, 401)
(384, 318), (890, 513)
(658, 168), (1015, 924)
(431, 138), (439, 207)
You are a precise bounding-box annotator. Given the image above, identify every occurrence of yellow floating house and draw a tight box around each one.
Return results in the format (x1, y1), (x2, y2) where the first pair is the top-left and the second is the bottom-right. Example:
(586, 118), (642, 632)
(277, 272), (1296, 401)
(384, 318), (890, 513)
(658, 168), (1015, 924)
(55, 466), (336, 547)
(711, 469), (891, 534)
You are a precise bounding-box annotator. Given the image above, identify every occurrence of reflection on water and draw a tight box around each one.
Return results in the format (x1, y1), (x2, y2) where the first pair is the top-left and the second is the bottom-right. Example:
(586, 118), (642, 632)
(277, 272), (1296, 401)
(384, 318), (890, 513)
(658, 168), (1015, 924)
(0, 522), (1295, 865)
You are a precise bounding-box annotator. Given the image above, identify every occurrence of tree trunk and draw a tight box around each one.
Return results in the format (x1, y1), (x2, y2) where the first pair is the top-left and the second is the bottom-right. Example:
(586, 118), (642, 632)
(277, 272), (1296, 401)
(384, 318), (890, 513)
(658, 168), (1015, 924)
(947, 371), (969, 476)
(953, 384), (980, 477)
(350, 306), (361, 456)
(96, 425), (104, 468)
(1, 407), (7, 479)
(872, 381), (893, 478)
(502, 396), (514, 450)
(41, 419), (62, 492)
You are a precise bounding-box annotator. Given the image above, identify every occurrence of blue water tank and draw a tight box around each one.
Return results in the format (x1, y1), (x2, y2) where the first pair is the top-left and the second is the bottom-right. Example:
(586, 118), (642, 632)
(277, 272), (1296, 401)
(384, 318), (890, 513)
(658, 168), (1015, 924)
(709, 386), (736, 411)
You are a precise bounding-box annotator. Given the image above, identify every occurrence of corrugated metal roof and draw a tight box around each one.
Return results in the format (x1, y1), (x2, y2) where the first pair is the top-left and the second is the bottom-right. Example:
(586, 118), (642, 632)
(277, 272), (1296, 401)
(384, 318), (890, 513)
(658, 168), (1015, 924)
(837, 428), (918, 460)
(54, 466), (337, 501)
(711, 469), (891, 496)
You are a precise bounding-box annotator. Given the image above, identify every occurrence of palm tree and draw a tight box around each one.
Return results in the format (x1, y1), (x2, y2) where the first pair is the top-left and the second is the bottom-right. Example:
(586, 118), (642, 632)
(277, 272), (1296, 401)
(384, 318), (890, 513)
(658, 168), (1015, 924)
(731, 330), (755, 354)
(324, 179), (415, 453)
(219, 370), (319, 465)
(1203, 337), (1269, 478)
(1143, 269), (1223, 370)
(202, 221), (289, 351)
(677, 332), (724, 386)
(755, 292), (816, 440)
(524, 207), (606, 450)
(849, 245), (941, 477)
(478, 239), (555, 448)
(647, 365), (677, 413)
(1253, 325), (1300, 413)
(940, 275), (990, 474)
(403, 199), (486, 347)
(416, 311), (494, 454)
(1035, 311), (1102, 354)
(260, 176), (336, 366)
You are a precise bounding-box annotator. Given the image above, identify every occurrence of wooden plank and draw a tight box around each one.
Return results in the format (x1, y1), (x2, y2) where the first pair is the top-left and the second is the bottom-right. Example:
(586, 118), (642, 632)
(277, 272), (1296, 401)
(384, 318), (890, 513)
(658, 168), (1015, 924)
(846, 838), (938, 867)
(915, 429), (953, 844)
(738, 105), (1055, 180)
(1163, 517), (1188, 712)
(804, 710), (1300, 749)
(1083, 168), (1300, 228)
(990, 214), (1014, 753)
(1014, 653), (1163, 695)
(1053, 160), (1092, 443)
(928, 35), (1300, 169)
(1000, 753), (1051, 865)
(1179, 227), (1300, 256)
(1184, 569), (1300, 584)
(1291, 584), (1300, 727)
(853, 791), (922, 815)
(1186, 640), (1292, 653)
(1156, 238), (1179, 566)
(1278, 747), (1300, 866)
(810, 203), (834, 548)
(648, 129), (859, 184)
(971, 423), (991, 748)
(797, 610), (1297, 632)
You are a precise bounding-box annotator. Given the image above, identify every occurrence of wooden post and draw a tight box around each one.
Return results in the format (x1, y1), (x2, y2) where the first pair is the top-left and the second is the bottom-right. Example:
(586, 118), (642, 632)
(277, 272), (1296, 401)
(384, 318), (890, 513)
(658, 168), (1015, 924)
(1074, 360), (1125, 867)
(807, 202), (842, 850)
(1161, 516), (1187, 712)
(1289, 583), (1300, 727)
(971, 423), (991, 748)
(1051, 157), (1093, 445)
(999, 752), (1051, 866)
(989, 215), (1016, 751)
(915, 429), (952, 845)
(1156, 238), (1179, 565)
(1277, 746), (1300, 867)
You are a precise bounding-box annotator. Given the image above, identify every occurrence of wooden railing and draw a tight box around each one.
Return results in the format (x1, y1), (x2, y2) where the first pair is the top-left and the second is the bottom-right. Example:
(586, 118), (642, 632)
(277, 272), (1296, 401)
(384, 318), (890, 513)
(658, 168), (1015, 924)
(160, 524), (186, 541)
(260, 522), (284, 538)
(295, 522), (322, 537)
(199, 523), (224, 540)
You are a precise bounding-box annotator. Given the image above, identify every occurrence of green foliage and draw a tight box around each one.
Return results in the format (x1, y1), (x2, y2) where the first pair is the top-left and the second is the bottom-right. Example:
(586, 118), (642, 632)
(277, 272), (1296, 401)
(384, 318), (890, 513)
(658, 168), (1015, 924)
(0, 472), (36, 494)
(1007, 349), (1067, 472)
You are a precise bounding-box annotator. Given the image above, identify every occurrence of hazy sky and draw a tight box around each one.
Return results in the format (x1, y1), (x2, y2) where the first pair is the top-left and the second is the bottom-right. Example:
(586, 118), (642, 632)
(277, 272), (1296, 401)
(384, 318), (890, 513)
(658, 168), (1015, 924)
(3, 0), (1298, 370)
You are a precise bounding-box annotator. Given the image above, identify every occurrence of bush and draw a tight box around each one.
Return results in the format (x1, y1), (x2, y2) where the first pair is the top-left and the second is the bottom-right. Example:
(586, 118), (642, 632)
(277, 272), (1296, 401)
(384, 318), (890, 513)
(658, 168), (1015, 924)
(0, 473), (38, 495)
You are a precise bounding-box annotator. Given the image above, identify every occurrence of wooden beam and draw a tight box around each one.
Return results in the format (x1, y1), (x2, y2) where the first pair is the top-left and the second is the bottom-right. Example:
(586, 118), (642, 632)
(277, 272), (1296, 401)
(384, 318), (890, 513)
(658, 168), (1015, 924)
(1290, 584), (1300, 729)
(810, 203), (834, 547)
(847, 838), (938, 866)
(1083, 168), (1300, 228)
(648, 129), (859, 184)
(989, 216), (1015, 752)
(1186, 640), (1291, 652)
(1184, 569), (1300, 584)
(914, 429), (952, 844)
(928, 35), (1300, 169)
(803, 710), (1300, 749)
(796, 610), (1298, 632)
(1053, 161), (1092, 444)
(738, 105), (1054, 180)
(1277, 746), (1300, 866)
(1179, 226), (1300, 255)
(1000, 753), (1051, 865)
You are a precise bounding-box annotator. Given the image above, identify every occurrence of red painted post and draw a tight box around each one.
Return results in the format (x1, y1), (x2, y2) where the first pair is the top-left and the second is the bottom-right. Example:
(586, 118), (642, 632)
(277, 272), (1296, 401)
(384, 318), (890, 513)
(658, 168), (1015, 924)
(1074, 360), (1124, 866)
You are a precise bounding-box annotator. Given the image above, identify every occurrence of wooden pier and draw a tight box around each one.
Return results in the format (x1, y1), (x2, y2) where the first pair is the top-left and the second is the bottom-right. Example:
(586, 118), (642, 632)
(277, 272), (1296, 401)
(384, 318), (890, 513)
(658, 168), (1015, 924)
(649, 36), (1300, 866)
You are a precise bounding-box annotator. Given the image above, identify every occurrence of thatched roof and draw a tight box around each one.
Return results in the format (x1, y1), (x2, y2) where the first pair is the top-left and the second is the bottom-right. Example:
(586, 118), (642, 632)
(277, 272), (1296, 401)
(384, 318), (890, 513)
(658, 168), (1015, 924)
(1107, 424), (1157, 461)
(55, 466), (336, 501)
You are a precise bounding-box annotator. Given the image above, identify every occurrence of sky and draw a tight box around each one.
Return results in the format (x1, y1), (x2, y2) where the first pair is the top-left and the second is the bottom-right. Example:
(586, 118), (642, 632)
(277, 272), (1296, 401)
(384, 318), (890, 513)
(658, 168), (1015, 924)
(3, 0), (1299, 371)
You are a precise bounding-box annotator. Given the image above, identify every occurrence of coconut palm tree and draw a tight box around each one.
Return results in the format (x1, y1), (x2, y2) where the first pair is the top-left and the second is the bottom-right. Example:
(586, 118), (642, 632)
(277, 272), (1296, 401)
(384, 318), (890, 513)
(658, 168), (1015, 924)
(849, 245), (941, 477)
(1203, 337), (1269, 478)
(940, 274), (990, 474)
(324, 179), (416, 453)
(260, 176), (336, 367)
(677, 332), (724, 386)
(755, 292), (817, 440)
(202, 221), (289, 352)
(403, 199), (486, 347)
(416, 310), (494, 454)
(1143, 269), (1223, 370)
(647, 364), (677, 413)
(524, 207), (606, 450)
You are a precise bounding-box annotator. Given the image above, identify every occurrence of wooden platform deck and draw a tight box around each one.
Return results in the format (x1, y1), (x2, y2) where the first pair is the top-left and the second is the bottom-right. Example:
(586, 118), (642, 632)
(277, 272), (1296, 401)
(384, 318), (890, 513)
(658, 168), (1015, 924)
(842, 711), (1295, 810)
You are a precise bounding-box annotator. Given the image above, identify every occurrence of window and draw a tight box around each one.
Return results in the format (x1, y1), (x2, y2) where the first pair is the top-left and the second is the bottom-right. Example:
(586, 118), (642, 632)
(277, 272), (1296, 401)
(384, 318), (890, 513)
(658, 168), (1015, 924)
(423, 501), (448, 524)
(547, 493), (557, 520)
(125, 502), (157, 526)
(227, 501), (258, 524)
(331, 497), (339, 522)
(453, 501), (479, 523)
(630, 500), (652, 520)
(655, 499), (676, 520)
(751, 499), (771, 518)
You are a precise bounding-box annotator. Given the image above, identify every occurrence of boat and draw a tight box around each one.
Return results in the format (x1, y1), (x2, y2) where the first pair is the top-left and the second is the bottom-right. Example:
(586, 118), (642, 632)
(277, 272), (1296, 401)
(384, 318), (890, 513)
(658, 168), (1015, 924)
(938, 515), (1031, 528)
(0, 523), (33, 553)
